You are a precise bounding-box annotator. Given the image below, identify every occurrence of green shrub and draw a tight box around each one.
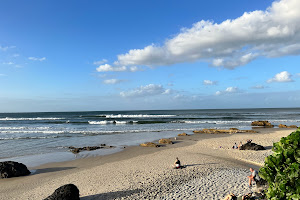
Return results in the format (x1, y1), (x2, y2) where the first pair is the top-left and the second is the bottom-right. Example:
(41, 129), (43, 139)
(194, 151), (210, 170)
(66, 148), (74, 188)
(259, 128), (300, 200)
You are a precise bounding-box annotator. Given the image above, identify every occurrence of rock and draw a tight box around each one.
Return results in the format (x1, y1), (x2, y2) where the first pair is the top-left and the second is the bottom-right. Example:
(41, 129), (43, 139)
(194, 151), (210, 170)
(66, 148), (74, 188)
(0, 161), (31, 178)
(193, 128), (257, 134)
(278, 124), (287, 128)
(44, 184), (80, 200)
(239, 142), (265, 151)
(251, 121), (274, 127)
(69, 145), (114, 154)
(158, 138), (173, 144)
(178, 133), (189, 136)
(278, 124), (298, 128)
(140, 142), (159, 147)
(288, 125), (298, 128)
(71, 148), (80, 154)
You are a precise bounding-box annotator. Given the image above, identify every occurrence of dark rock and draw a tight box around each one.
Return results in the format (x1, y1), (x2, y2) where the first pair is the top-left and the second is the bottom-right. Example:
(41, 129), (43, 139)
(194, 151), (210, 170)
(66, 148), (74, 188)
(44, 184), (80, 200)
(0, 161), (31, 178)
(71, 148), (80, 154)
(69, 145), (114, 154)
(240, 142), (266, 151)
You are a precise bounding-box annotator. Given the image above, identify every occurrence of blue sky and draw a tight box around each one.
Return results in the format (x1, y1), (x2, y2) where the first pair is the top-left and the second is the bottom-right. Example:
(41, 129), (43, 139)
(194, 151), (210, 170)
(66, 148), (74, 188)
(0, 0), (300, 112)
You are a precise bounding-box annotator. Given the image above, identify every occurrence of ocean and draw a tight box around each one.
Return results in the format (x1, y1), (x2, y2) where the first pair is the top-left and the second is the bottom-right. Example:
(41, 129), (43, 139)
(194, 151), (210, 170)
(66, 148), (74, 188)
(0, 108), (299, 167)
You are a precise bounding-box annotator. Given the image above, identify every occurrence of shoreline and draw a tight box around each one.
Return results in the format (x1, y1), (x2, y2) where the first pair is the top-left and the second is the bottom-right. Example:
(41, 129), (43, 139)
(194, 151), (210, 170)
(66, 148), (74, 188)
(0, 128), (295, 199)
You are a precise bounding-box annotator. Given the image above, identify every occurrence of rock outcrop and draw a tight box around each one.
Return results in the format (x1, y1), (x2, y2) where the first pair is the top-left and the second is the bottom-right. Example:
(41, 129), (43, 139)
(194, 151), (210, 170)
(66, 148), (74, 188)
(158, 138), (173, 144)
(140, 142), (159, 147)
(251, 121), (274, 127)
(0, 161), (31, 178)
(44, 184), (80, 200)
(239, 142), (265, 151)
(193, 128), (257, 134)
(69, 144), (114, 154)
(278, 124), (298, 128)
(178, 133), (189, 136)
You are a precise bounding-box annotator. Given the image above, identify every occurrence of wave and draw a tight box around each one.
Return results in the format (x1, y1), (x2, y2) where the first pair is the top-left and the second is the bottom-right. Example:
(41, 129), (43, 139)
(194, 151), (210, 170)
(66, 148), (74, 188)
(171, 120), (255, 124)
(0, 136), (61, 140)
(88, 120), (137, 125)
(0, 117), (64, 121)
(0, 126), (51, 130)
(104, 114), (177, 118)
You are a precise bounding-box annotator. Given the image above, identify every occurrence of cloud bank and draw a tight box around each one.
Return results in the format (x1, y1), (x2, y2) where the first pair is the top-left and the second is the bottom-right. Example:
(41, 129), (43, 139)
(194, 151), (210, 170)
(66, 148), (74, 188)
(103, 0), (300, 69)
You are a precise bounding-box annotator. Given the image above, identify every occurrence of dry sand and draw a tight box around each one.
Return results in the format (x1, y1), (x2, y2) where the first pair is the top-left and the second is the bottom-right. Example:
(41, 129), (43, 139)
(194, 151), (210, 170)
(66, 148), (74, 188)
(0, 128), (294, 200)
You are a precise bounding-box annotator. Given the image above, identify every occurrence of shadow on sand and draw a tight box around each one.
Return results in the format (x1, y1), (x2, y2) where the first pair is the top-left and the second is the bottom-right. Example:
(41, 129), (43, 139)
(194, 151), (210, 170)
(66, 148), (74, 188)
(33, 167), (76, 175)
(264, 146), (273, 150)
(185, 162), (219, 167)
(81, 188), (143, 200)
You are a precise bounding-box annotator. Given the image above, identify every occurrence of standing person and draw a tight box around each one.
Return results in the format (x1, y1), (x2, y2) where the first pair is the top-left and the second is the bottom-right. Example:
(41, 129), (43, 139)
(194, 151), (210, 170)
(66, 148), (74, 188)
(247, 168), (260, 186)
(238, 141), (243, 149)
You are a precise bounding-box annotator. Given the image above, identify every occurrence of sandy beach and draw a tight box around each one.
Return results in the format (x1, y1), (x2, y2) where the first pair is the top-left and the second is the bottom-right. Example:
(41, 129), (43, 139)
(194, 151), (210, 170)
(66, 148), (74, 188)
(0, 128), (294, 200)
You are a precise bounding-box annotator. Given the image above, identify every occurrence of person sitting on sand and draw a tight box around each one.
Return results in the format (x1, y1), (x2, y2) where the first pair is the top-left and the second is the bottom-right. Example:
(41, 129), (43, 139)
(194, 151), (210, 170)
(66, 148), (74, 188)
(232, 143), (238, 149)
(247, 168), (260, 186)
(174, 157), (181, 169)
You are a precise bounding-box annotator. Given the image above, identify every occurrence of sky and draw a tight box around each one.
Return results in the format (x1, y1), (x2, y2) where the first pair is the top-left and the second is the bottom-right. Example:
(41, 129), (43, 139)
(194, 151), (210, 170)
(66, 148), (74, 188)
(0, 0), (300, 112)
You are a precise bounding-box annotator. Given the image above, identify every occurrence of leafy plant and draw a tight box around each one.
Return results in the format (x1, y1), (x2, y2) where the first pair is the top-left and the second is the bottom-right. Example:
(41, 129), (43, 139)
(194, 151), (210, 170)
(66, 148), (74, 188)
(259, 128), (300, 200)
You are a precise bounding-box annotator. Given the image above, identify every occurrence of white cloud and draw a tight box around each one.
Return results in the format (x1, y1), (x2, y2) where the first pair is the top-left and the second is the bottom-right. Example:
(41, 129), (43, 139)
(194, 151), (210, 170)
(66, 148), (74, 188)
(120, 84), (171, 98)
(267, 71), (293, 83)
(93, 59), (108, 65)
(96, 64), (126, 72)
(108, 0), (300, 69)
(0, 45), (15, 51)
(96, 64), (142, 72)
(203, 80), (218, 85)
(28, 57), (46, 61)
(103, 79), (124, 84)
(2, 62), (14, 65)
(251, 85), (265, 89)
(216, 87), (239, 95)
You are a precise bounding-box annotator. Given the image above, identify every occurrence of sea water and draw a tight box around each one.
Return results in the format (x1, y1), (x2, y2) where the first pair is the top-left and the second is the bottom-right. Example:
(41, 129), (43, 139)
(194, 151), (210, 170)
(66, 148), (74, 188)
(0, 108), (299, 167)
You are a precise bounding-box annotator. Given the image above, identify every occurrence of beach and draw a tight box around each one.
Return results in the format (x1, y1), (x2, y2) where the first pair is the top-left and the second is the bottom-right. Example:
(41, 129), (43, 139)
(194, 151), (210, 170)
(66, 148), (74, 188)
(0, 128), (294, 200)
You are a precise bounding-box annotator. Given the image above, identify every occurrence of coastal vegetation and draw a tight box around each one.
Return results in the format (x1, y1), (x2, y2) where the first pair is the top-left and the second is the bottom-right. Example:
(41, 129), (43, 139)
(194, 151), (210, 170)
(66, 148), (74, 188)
(259, 128), (300, 199)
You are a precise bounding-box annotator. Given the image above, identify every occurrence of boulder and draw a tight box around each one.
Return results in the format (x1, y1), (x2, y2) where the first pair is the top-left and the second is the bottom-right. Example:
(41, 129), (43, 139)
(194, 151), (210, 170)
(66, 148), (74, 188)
(239, 142), (265, 151)
(158, 138), (173, 144)
(278, 124), (298, 128)
(0, 161), (31, 178)
(251, 121), (274, 127)
(288, 125), (298, 128)
(140, 142), (159, 147)
(44, 184), (80, 200)
(178, 133), (189, 136)
(278, 124), (287, 128)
